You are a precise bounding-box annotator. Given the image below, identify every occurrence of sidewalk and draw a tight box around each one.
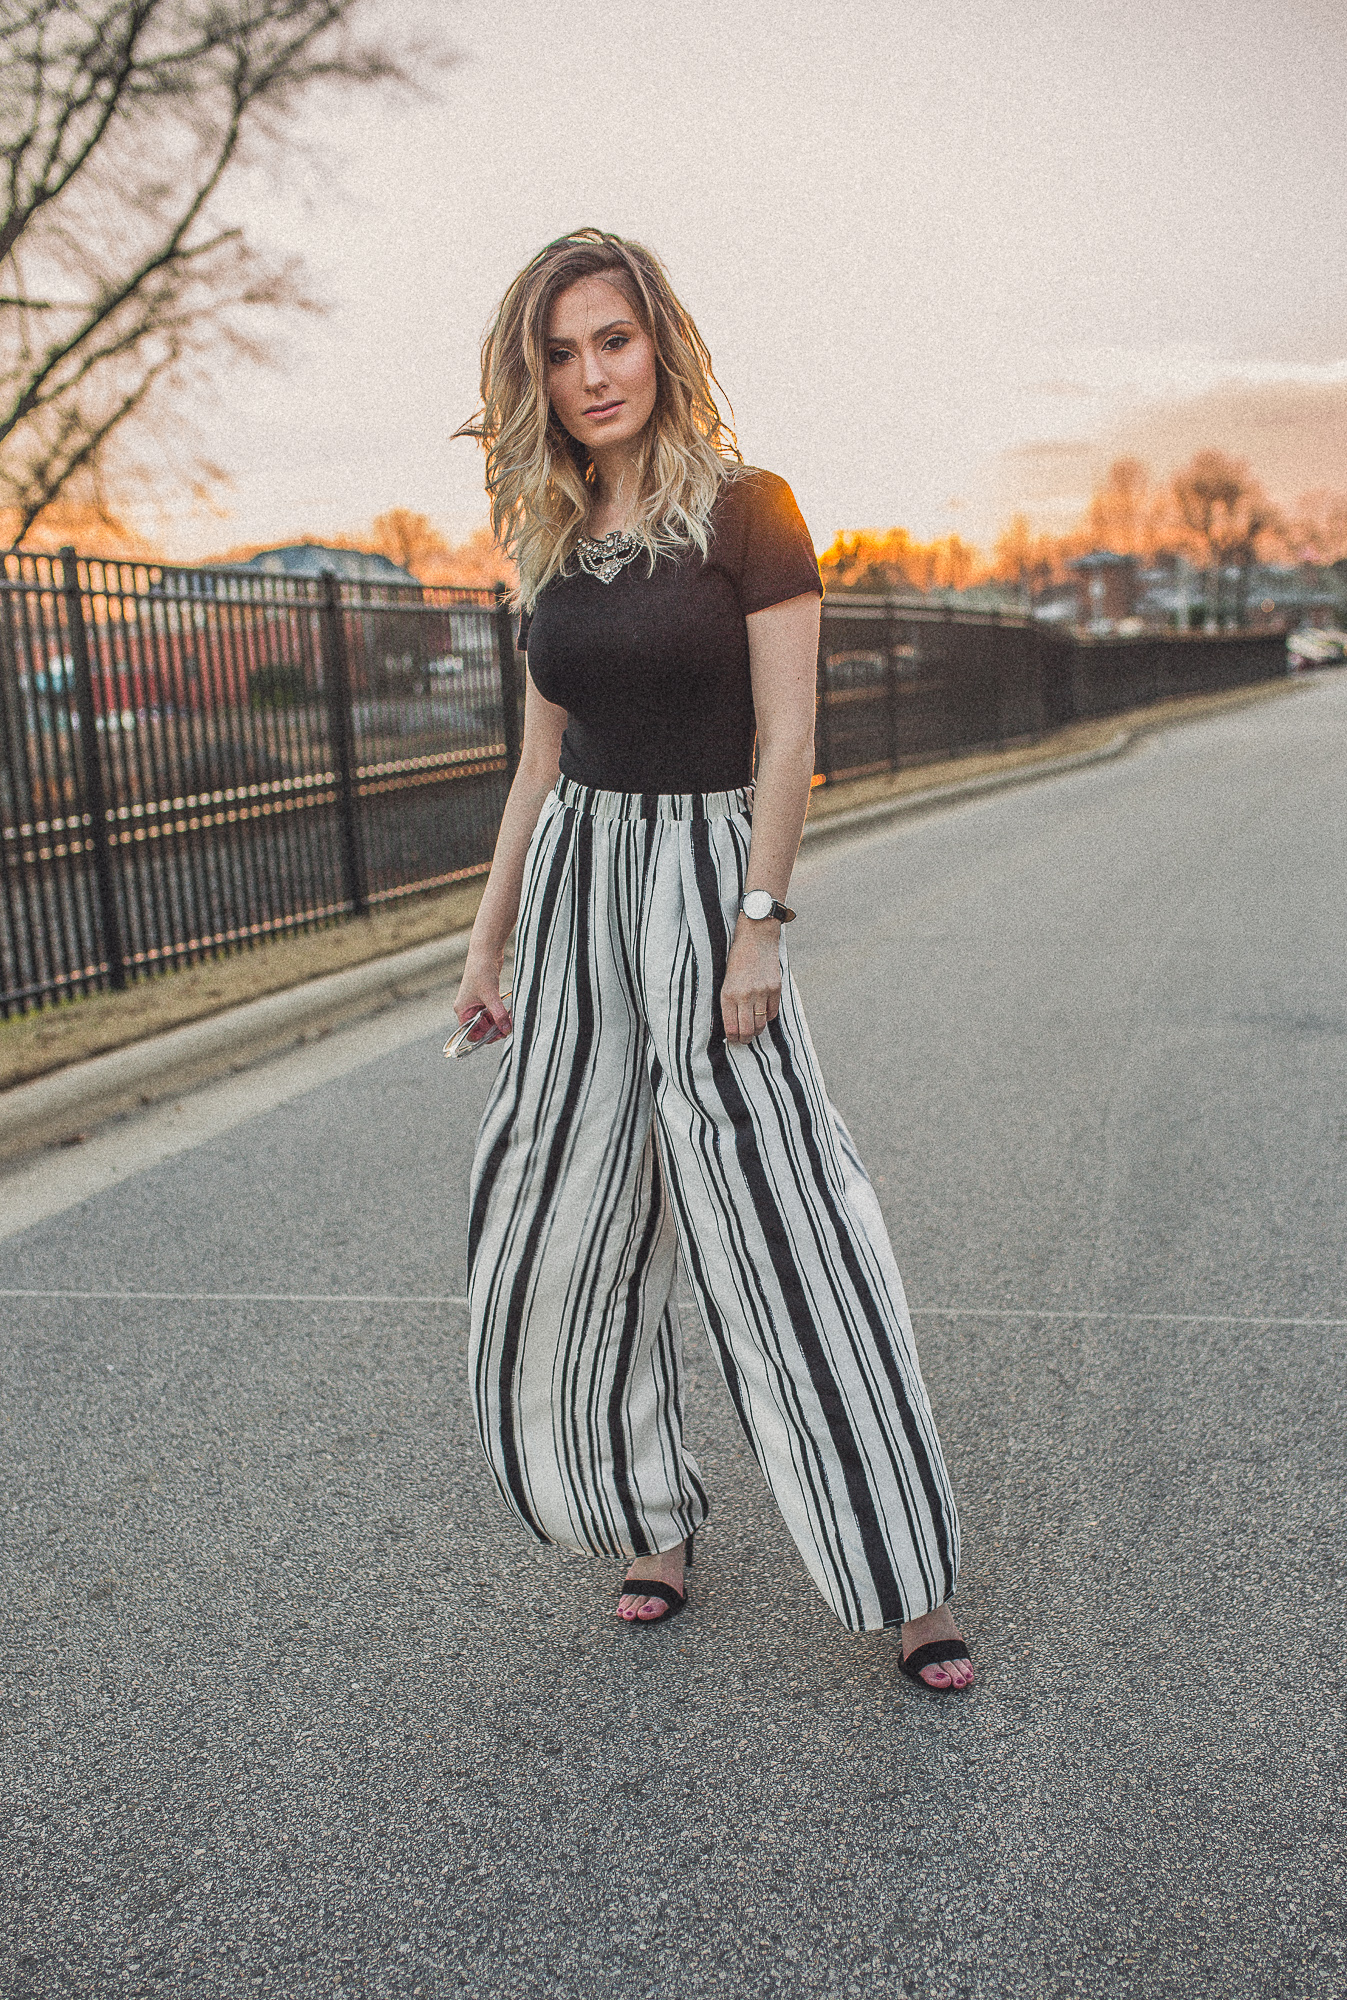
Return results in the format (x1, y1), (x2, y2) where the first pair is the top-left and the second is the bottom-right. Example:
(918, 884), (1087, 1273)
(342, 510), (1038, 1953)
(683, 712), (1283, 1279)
(0, 677), (1302, 1167)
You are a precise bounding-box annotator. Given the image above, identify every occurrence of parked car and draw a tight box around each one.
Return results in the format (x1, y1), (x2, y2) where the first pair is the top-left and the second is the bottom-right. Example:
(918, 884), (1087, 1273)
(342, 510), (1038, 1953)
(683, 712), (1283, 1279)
(1287, 629), (1347, 667)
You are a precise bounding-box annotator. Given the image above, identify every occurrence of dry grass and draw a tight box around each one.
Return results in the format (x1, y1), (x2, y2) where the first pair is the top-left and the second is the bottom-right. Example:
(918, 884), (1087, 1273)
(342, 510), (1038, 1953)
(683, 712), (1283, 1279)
(0, 880), (486, 1092)
(1, 675), (1302, 1093)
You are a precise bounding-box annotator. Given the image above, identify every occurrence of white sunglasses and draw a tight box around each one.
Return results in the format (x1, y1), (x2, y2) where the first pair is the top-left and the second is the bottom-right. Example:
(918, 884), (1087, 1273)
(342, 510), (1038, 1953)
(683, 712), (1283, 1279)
(443, 993), (513, 1060)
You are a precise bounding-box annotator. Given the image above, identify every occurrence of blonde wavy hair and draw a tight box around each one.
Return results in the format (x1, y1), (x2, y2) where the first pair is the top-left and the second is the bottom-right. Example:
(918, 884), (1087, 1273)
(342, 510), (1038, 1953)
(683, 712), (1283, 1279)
(458, 228), (743, 609)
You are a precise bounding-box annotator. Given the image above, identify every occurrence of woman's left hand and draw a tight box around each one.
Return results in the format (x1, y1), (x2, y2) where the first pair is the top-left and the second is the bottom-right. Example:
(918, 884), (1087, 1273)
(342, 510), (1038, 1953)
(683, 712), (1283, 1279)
(720, 918), (783, 1044)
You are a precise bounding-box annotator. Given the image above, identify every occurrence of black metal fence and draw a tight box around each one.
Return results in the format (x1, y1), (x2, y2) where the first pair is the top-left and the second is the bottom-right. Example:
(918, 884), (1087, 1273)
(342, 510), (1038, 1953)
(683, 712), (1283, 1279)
(1055, 628), (1291, 720)
(813, 597), (1288, 782)
(0, 556), (1289, 1017)
(1, 551), (518, 1015)
(816, 601), (1048, 779)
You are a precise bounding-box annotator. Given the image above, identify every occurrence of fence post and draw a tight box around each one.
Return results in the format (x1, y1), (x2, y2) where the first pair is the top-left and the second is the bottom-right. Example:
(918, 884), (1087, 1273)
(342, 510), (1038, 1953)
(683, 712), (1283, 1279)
(319, 570), (367, 915)
(493, 583), (521, 780)
(61, 546), (127, 991)
(883, 600), (901, 770)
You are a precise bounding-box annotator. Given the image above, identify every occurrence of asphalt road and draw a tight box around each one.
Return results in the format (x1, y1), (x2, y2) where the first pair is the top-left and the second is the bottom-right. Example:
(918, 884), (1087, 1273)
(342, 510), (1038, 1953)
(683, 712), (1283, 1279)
(2, 675), (1344, 2000)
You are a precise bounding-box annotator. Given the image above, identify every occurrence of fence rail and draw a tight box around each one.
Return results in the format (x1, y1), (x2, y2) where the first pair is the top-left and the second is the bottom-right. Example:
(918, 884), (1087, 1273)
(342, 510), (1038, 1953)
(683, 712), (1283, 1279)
(0, 554), (1289, 1018)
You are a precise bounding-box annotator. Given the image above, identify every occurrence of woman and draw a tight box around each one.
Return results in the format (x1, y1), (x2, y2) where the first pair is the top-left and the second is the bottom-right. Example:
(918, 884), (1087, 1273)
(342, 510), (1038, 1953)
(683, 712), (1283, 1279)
(454, 228), (972, 1691)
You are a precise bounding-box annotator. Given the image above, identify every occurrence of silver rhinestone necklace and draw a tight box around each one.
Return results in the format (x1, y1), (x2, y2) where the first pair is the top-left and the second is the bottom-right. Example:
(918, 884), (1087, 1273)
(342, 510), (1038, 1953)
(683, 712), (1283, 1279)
(574, 528), (641, 585)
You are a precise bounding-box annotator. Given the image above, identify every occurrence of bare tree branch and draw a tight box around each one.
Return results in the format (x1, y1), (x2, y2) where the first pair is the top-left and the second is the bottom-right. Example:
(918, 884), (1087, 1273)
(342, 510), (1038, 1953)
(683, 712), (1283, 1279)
(1171, 450), (1282, 629)
(0, 0), (451, 545)
(8, 347), (172, 543)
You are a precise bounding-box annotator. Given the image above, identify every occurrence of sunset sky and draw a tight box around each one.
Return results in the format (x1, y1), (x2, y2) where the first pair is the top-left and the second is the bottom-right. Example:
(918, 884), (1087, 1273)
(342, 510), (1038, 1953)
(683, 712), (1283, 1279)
(176, 0), (1347, 560)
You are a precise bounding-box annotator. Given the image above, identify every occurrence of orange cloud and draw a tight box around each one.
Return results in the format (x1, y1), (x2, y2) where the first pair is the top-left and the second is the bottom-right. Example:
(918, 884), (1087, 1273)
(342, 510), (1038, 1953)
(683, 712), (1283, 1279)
(998, 373), (1347, 530)
(1112, 375), (1347, 504)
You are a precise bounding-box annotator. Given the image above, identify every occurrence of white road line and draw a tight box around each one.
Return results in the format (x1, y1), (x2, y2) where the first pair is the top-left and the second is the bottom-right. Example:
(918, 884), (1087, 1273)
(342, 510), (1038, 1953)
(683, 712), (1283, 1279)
(910, 1306), (1347, 1327)
(0, 1288), (468, 1305)
(0, 1292), (1341, 1326)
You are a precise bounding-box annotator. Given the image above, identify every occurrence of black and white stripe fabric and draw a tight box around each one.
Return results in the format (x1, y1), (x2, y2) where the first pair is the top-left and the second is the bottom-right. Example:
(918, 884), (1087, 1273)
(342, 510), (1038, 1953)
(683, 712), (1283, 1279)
(467, 777), (960, 1634)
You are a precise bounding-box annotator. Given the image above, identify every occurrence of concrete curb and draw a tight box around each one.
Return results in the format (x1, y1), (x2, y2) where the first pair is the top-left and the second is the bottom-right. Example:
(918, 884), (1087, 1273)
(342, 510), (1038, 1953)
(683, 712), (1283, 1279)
(798, 726), (1133, 848)
(1, 727), (1136, 1170)
(0, 930), (471, 1167)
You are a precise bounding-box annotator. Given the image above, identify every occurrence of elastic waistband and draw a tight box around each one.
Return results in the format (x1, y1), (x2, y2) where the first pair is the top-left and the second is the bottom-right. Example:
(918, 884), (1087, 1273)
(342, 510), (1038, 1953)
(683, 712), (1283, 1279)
(554, 775), (752, 822)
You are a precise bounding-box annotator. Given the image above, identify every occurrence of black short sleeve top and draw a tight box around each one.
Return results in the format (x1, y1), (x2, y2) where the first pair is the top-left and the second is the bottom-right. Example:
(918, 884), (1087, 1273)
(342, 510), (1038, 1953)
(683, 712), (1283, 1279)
(518, 468), (822, 793)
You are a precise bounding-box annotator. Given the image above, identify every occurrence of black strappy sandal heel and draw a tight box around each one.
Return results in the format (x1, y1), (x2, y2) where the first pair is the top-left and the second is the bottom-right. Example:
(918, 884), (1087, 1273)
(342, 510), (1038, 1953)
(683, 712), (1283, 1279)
(899, 1638), (973, 1689)
(617, 1531), (695, 1627)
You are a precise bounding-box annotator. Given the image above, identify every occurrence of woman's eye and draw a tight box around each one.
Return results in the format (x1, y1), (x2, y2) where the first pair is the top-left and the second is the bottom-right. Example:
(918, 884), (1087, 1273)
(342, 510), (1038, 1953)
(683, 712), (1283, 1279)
(603, 334), (628, 351)
(547, 349), (571, 366)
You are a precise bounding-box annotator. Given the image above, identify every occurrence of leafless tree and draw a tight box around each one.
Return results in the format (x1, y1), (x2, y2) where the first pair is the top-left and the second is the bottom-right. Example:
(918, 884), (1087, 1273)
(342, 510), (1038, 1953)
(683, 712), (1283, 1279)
(1284, 488), (1347, 566)
(1171, 450), (1281, 630)
(0, 1), (447, 547)
(1084, 456), (1152, 558)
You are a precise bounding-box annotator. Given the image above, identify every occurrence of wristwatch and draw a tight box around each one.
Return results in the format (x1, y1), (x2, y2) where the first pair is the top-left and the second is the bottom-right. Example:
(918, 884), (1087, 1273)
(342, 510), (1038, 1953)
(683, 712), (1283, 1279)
(740, 890), (796, 924)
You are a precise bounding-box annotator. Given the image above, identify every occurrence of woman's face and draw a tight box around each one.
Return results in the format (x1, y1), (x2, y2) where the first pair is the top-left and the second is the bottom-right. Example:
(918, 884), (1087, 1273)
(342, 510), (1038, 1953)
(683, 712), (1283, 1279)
(545, 275), (658, 457)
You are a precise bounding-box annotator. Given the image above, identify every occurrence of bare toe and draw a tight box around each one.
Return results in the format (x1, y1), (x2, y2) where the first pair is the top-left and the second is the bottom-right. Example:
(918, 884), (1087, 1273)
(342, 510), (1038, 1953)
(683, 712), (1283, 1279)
(917, 1654), (974, 1689)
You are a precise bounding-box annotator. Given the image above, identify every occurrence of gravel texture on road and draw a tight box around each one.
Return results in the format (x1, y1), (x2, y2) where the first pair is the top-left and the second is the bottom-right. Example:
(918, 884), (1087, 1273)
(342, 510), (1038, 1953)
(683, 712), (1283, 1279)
(1, 675), (1344, 2000)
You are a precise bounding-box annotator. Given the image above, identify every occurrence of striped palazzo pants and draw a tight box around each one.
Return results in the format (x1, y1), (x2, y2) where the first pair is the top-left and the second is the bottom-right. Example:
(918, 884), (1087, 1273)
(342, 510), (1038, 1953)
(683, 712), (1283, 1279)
(467, 778), (960, 1634)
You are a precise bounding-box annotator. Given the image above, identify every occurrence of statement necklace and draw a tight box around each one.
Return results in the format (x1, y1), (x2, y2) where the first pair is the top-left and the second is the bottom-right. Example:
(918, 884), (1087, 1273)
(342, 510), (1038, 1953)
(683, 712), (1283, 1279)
(574, 527), (641, 585)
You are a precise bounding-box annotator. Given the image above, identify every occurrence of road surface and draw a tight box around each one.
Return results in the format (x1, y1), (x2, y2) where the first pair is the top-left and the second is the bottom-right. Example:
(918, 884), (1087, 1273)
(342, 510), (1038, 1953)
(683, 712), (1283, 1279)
(2, 674), (1344, 1999)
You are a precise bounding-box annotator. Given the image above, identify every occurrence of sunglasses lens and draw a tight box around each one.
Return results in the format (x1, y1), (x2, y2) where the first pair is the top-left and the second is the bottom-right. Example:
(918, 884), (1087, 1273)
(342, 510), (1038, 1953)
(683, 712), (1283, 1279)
(444, 994), (513, 1059)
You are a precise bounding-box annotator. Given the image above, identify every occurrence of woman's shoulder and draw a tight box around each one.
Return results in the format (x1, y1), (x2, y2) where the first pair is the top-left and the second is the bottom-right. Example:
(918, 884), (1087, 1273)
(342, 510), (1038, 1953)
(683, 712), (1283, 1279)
(710, 466), (821, 610)
(714, 464), (800, 517)
(710, 465), (811, 546)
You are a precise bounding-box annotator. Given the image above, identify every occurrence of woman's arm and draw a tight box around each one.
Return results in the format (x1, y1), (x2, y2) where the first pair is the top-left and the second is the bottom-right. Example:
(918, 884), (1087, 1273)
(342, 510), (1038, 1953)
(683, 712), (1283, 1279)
(720, 591), (822, 1044)
(452, 668), (567, 1035)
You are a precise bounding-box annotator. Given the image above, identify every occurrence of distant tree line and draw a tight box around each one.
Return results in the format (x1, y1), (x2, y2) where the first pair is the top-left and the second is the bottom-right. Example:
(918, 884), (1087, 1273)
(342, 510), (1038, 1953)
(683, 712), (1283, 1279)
(208, 509), (517, 589)
(821, 452), (1347, 624)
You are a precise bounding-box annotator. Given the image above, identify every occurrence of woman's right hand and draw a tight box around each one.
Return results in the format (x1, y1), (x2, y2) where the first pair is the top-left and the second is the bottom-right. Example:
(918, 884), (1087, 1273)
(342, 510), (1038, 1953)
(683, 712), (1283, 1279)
(452, 951), (513, 1046)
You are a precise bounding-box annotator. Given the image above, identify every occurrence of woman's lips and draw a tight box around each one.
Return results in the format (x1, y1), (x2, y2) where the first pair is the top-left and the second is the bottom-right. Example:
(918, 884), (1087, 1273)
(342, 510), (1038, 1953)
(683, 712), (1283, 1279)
(584, 401), (623, 418)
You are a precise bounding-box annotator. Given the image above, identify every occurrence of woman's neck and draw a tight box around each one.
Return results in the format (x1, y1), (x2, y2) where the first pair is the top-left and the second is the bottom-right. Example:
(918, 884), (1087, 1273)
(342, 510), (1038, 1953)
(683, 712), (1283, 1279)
(588, 441), (644, 535)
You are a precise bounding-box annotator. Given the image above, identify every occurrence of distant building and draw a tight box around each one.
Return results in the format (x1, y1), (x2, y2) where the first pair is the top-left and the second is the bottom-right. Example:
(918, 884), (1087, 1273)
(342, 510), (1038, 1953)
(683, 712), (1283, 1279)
(1235, 564), (1338, 630)
(1132, 554), (1200, 630)
(1036, 550), (1339, 635)
(1068, 551), (1141, 631)
(229, 544), (418, 586)
(1135, 558), (1337, 633)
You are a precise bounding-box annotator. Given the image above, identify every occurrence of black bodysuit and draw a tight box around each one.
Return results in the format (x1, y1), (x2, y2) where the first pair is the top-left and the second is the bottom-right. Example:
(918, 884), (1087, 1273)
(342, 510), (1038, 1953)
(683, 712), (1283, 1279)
(518, 468), (822, 794)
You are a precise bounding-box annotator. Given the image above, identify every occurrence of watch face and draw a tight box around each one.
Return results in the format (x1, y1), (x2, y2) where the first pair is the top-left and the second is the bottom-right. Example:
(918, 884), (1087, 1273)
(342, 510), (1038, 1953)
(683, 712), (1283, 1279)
(742, 891), (774, 920)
